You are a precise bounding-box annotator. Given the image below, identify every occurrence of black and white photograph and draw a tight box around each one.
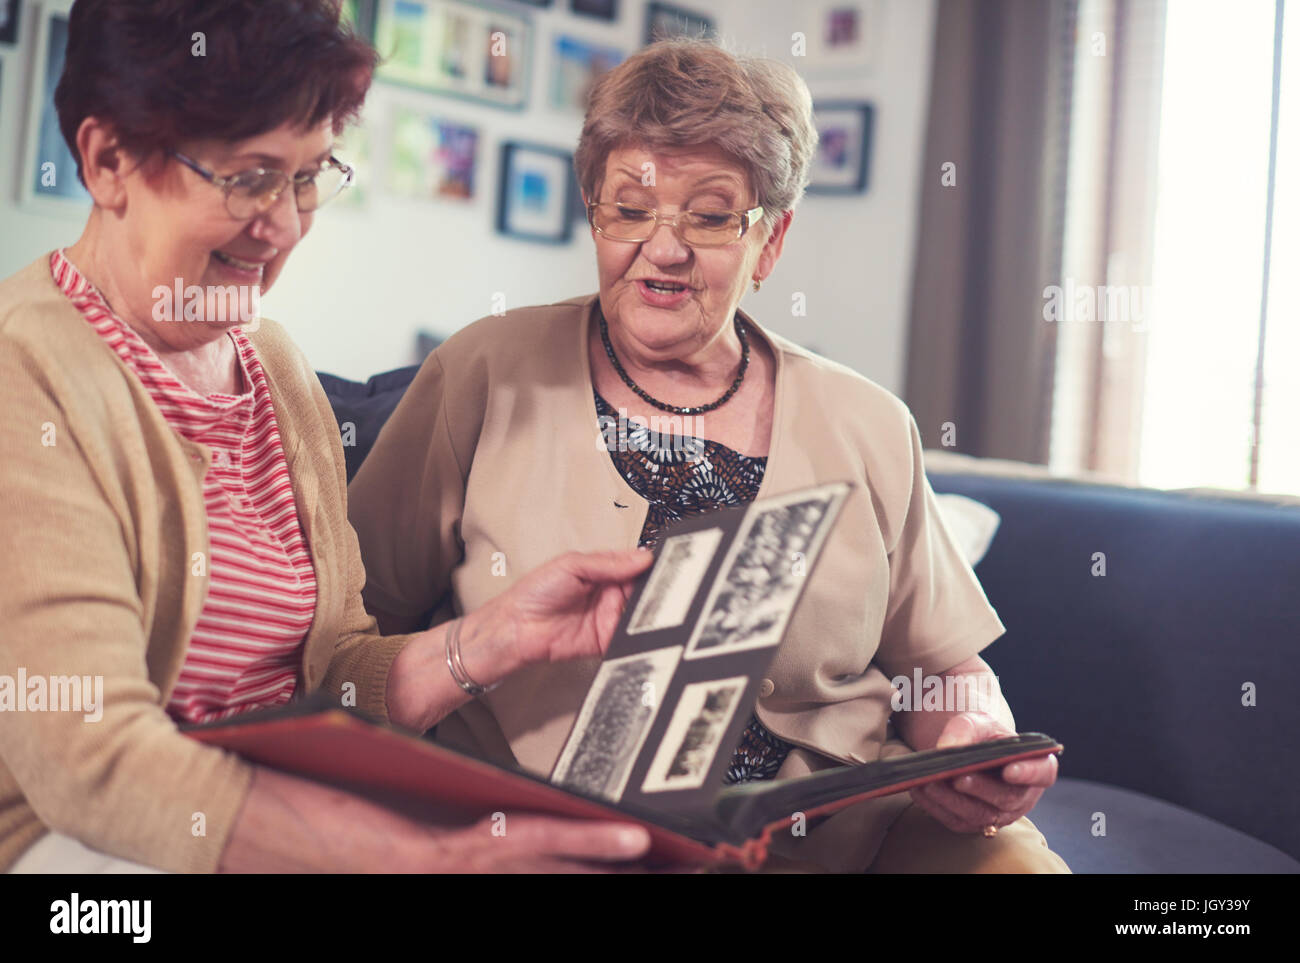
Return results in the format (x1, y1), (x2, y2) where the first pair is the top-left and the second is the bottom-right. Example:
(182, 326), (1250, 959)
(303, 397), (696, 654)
(685, 483), (849, 659)
(551, 647), (681, 802)
(641, 676), (748, 793)
(627, 528), (723, 635)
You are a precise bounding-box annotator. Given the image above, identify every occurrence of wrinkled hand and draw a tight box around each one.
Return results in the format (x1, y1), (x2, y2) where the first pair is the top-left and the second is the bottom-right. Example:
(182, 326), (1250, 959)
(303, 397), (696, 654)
(500, 548), (655, 665)
(418, 814), (655, 873)
(908, 712), (1058, 834)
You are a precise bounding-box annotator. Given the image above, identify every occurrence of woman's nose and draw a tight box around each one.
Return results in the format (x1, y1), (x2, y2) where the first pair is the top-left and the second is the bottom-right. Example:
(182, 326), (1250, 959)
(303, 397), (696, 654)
(248, 187), (304, 248)
(641, 218), (691, 265)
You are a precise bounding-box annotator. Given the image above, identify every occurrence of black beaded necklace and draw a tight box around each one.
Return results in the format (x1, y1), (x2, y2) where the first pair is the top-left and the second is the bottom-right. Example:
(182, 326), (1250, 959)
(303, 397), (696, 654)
(598, 311), (750, 416)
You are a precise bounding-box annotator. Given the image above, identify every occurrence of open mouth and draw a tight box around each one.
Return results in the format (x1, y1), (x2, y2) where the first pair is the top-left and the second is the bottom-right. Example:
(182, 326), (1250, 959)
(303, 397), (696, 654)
(212, 250), (265, 272)
(642, 279), (687, 294)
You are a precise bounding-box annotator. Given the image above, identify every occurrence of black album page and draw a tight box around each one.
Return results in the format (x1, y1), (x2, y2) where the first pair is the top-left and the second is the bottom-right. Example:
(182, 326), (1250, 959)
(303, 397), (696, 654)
(550, 482), (851, 817)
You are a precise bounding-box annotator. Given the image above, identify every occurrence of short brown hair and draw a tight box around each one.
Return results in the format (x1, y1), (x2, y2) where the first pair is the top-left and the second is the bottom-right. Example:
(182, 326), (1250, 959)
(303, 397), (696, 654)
(575, 39), (817, 224)
(56, 0), (376, 185)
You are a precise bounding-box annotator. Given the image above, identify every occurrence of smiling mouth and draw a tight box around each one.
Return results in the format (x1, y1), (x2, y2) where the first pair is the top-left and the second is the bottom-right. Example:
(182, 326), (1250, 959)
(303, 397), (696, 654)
(641, 280), (687, 294)
(213, 250), (265, 272)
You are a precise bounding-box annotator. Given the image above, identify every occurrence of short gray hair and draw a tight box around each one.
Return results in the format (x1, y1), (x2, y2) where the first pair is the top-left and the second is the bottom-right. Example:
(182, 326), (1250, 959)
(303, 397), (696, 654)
(575, 38), (817, 225)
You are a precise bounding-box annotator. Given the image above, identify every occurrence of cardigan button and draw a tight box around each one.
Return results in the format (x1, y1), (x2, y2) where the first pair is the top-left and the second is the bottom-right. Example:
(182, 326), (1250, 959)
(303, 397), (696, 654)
(758, 678), (775, 698)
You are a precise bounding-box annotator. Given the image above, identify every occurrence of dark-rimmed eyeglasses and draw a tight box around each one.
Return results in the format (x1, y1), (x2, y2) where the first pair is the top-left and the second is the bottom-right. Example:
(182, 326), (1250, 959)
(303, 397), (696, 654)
(587, 201), (766, 247)
(171, 150), (354, 218)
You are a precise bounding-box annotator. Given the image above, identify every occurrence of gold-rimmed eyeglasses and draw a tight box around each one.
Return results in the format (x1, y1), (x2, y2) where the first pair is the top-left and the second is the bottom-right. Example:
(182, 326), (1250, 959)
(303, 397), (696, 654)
(587, 201), (766, 247)
(171, 150), (354, 219)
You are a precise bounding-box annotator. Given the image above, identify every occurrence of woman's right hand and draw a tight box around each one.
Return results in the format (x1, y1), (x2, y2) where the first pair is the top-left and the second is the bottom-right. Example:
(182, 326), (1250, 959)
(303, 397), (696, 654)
(219, 767), (655, 873)
(491, 548), (655, 666)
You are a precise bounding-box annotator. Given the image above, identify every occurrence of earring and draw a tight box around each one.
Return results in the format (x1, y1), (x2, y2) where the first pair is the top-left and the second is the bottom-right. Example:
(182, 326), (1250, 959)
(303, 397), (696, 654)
(752, 278), (762, 292)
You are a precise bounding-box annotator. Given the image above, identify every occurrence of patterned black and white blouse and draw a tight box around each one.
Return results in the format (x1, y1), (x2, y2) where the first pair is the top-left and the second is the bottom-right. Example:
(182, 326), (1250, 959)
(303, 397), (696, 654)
(595, 390), (793, 784)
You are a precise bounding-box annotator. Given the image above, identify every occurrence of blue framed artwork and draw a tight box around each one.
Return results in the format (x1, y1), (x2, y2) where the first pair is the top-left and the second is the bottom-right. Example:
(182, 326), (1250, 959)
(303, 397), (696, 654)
(550, 34), (623, 113)
(497, 141), (574, 243)
(22, 2), (91, 212)
(807, 100), (873, 194)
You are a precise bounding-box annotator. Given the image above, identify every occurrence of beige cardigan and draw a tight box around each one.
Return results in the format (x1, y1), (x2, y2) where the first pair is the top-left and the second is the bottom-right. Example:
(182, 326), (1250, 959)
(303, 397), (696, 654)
(349, 294), (1006, 871)
(0, 255), (410, 872)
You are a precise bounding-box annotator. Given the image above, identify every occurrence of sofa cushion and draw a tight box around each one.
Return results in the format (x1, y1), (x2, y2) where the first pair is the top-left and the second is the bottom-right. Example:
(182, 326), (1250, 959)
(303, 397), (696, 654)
(928, 472), (1300, 861)
(1032, 777), (1300, 873)
(316, 365), (421, 481)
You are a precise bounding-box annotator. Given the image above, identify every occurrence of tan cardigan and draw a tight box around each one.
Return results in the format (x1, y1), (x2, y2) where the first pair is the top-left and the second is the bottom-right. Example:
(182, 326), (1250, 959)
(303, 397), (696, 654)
(349, 295), (1006, 871)
(0, 255), (410, 873)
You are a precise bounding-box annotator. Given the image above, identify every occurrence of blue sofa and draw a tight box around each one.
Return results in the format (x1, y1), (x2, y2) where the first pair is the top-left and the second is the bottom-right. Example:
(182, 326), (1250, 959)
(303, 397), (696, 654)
(317, 367), (1299, 873)
(929, 471), (1300, 873)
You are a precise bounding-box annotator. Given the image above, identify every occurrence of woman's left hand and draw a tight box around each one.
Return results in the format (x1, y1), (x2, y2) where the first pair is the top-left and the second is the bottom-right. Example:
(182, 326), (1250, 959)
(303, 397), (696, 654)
(908, 711), (1058, 834)
(496, 548), (656, 665)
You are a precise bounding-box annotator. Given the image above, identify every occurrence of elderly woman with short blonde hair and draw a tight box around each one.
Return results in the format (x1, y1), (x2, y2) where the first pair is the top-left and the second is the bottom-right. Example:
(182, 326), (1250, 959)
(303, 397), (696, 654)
(350, 39), (1068, 874)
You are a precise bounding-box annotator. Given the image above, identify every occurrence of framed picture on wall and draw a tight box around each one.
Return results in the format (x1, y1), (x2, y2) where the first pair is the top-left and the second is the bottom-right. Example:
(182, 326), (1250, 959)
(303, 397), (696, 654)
(386, 104), (479, 201)
(20, 0), (91, 214)
(644, 2), (714, 43)
(0, 0), (21, 45)
(340, 0), (378, 41)
(496, 141), (574, 243)
(374, 0), (531, 110)
(807, 101), (873, 194)
(550, 34), (623, 113)
(570, 0), (616, 21)
(799, 0), (880, 71)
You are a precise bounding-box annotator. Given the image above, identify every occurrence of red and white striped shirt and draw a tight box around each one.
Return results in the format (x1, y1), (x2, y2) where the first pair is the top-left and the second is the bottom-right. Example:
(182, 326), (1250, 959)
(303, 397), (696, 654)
(52, 249), (317, 724)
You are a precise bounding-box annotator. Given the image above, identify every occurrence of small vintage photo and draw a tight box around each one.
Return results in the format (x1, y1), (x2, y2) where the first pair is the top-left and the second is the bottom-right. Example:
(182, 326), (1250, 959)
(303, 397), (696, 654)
(628, 528), (723, 635)
(551, 647), (682, 802)
(642, 676), (748, 793)
(685, 483), (848, 659)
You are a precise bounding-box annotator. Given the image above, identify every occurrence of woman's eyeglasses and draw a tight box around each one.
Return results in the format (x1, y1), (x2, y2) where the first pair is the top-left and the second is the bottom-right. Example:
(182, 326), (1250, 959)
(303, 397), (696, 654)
(171, 151), (354, 219)
(588, 201), (766, 247)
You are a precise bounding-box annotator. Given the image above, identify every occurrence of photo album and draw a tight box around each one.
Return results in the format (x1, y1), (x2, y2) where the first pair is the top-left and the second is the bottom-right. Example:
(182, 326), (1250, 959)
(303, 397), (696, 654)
(188, 482), (1062, 869)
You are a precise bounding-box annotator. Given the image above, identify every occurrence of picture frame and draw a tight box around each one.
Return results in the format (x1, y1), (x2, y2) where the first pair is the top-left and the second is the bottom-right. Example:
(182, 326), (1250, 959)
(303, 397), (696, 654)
(340, 0), (378, 41)
(800, 0), (880, 71)
(570, 0), (616, 21)
(549, 34), (622, 114)
(644, 2), (714, 44)
(496, 141), (574, 243)
(386, 104), (479, 201)
(20, 0), (91, 215)
(806, 100), (873, 194)
(0, 0), (21, 45)
(374, 0), (531, 111)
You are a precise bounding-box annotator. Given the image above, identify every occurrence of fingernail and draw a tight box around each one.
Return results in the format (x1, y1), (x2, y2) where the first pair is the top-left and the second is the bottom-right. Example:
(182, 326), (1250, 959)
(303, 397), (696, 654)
(618, 827), (649, 851)
(1006, 764), (1022, 779)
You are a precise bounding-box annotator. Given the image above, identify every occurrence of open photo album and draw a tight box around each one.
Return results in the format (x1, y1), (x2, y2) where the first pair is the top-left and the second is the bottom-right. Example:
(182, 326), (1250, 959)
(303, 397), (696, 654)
(187, 481), (1062, 869)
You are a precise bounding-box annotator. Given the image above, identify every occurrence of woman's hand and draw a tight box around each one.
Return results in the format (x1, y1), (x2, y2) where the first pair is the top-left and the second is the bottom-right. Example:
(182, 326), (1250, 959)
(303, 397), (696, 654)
(907, 711), (1058, 834)
(220, 767), (656, 873)
(494, 548), (655, 665)
(385, 548), (654, 733)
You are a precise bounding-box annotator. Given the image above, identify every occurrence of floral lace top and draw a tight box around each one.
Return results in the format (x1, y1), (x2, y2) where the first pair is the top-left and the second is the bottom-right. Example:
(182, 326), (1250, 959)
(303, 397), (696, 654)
(595, 390), (793, 783)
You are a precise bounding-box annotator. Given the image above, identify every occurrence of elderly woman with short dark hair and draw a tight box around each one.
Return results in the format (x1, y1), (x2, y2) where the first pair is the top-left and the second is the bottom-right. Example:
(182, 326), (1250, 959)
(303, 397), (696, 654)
(350, 38), (1068, 873)
(0, 0), (659, 874)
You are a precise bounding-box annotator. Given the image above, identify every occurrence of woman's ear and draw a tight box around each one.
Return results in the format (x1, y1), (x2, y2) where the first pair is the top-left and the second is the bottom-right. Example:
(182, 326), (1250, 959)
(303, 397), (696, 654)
(75, 116), (131, 210)
(755, 209), (794, 281)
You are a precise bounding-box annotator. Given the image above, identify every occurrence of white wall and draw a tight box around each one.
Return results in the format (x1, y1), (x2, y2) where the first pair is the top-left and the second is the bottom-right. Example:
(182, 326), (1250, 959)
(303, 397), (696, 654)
(0, 0), (935, 390)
